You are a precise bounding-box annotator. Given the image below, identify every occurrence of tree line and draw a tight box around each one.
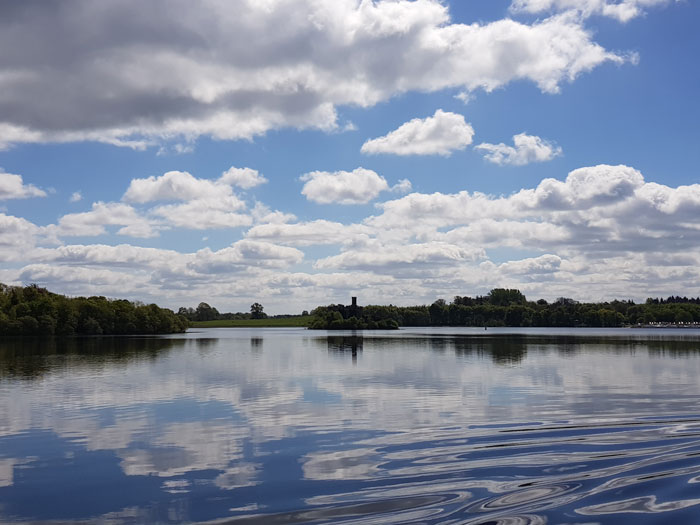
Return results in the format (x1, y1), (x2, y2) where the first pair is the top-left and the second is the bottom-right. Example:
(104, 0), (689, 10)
(177, 302), (269, 322)
(310, 289), (700, 329)
(0, 283), (189, 336)
(178, 302), (310, 322)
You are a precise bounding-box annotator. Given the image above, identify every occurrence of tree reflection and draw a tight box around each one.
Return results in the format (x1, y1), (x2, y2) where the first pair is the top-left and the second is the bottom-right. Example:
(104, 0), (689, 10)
(452, 337), (527, 365)
(0, 337), (185, 380)
(327, 336), (363, 364)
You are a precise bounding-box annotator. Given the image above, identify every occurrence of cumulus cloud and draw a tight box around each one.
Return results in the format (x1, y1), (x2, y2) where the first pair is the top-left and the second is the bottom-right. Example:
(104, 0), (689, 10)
(510, 0), (674, 22)
(476, 133), (562, 166)
(32, 240), (303, 277)
(190, 241), (303, 273)
(300, 168), (390, 205)
(49, 202), (158, 239)
(391, 179), (413, 194)
(38, 170), (261, 244)
(123, 171), (226, 203)
(219, 167), (268, 189)
(0, 213), (41, 261)
(251, 202), (296, 225)
(69, 191), (83, 203)
(19, 264), (139, 292)
(151, 199), (251, 230)
(33, 243), (180, 269)
(0, 1), (630, 149)
(7, 162), (700, 310)
(368, 164), (700, 262)
(455, 92), (474, 105)
(22, 239), (307, 306)
(0, 171), (46, 200)
(361, 110), (474, 156)
(369, 164), (647, 231)
(440, 220), (570, 248)
(247, 220), (372, 247)
(511, 164), (644, 210)
(123, 170), (252, 230)
(315, 242), (485, 272)
(498, 254), (562, 275)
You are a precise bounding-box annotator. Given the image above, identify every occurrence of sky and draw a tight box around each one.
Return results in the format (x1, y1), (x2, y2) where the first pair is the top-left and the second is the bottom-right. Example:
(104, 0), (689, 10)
(1, 0), (699, 314)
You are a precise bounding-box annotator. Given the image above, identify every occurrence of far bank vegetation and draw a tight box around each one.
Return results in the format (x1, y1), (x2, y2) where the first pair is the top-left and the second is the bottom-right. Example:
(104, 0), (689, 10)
(0, 284), (188, 336)
(309, 289), (700, 329)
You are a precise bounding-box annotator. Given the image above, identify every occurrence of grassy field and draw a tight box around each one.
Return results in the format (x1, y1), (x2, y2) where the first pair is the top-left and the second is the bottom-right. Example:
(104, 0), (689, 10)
(190, 316), (312, 328)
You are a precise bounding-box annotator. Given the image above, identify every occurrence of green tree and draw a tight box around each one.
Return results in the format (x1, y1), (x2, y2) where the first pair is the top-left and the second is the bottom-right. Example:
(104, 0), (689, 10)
(250, 302), (266, 319)
(195, 302), (219, 321)
(675, 309), (693, 324)
(429, 299), (448, 325)
(37, 314), (57, 335)
(488, 288), (527, 306)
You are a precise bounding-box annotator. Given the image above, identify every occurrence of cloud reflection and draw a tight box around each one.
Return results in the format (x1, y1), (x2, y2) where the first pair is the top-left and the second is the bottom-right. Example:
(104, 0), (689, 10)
(1, 329), (700, 523)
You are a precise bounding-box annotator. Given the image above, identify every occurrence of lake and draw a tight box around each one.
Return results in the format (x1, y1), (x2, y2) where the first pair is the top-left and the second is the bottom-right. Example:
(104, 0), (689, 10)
(2, 327), (700, 524)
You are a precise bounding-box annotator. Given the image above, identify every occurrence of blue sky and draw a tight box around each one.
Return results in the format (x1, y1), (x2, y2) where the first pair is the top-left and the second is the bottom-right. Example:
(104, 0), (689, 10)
(1, 0), (699, 313)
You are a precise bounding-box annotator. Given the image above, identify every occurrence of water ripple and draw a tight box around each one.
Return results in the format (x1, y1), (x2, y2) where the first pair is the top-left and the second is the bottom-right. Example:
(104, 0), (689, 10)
(5, 330), (700, 524)
(277, 417), (700, 524)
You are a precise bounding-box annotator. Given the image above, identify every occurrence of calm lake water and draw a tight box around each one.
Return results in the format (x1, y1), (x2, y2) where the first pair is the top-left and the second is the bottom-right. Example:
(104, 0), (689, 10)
(3, 327), (700, 524)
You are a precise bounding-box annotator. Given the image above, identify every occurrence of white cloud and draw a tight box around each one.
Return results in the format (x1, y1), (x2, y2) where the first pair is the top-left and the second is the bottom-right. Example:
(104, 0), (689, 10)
(364, 164), (700, 270)
(247, 220), (372, 247)
(391, 179), (413, 194)
(315, 242), (485, 272)
(123, 171), (224, 203)
(361, 110), (474, 156)
(369, 164), (647, 231)
(152, 199), (251, 230)
(510, 0), (674, 22)
(0, 1), (630, 148)
(498, 254), (563, 275)
(476, 133), (562, 166)
(251, 202), (296, 225)
(19, 264), (138, 289)
(45, 243), (170, 265)
(0, 124), (44, 151)
(440, 219), (570, 248)
(20, 239), (308, 305)
(300, 168), (389, 205)
(455, 91), (474, 105)
(49, 202), (158, 238)
(511, 164), (644, 210)
(219, 167), (268, 189)
(41, 170), (260, 242)
(123, 170), (252, 230)
(156, 142), (195, 156)
(0, 213), (41, 261)
(0, 171), (46, 200)
(190, 241), (303, 274)
(369, 191), (497, 230)
(31, 241), (304, 278)
(70, 191), (83, 203)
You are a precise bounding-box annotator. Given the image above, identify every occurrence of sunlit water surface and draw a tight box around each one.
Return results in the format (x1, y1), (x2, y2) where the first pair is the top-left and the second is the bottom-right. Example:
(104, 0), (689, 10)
(2, 328), (700, 523)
